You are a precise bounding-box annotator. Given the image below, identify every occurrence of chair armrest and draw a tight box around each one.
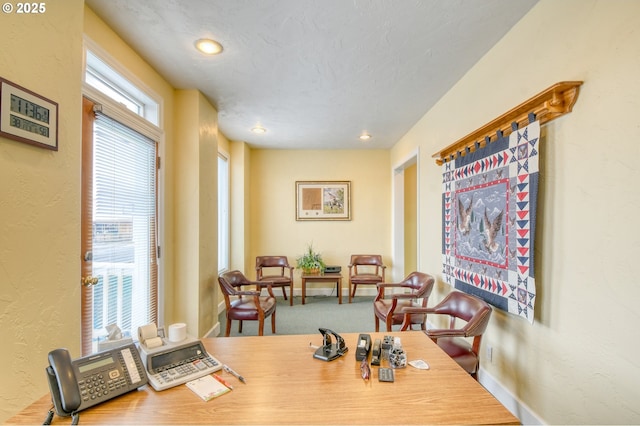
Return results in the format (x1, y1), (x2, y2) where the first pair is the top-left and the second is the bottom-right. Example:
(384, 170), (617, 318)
(391, 293), (418, 300)
(235, 290), (260, 297)
(400, 307), (436, 330)
(376, 282), (408, 299)
(376, 282), (405, 289)
(376, 283), (421, 300)
(254, 281), (275, 297)
(425, 329), (467, 339)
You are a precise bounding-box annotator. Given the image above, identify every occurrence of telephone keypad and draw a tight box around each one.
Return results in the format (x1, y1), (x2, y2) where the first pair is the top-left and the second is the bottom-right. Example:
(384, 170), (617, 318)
(79, 370), (128, 402)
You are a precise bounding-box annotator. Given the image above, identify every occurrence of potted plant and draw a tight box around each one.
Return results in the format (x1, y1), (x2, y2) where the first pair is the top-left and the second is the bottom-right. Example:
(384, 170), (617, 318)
(296, 243), (326, 275)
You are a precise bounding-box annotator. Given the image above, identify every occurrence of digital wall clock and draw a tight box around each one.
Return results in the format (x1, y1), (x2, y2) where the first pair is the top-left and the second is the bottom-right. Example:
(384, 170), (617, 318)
(0, 77), (58, 150)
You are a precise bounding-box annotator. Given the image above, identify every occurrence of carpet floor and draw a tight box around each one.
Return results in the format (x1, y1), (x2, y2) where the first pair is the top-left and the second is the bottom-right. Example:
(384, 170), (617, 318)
(218, 295), (378, 337)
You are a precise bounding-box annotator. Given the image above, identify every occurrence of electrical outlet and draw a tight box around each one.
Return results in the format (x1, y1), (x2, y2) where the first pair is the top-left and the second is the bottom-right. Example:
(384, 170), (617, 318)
(486, 345), (493, 362)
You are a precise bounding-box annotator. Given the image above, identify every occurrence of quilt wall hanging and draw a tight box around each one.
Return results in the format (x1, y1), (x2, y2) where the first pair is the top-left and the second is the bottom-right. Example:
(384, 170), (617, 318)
(441, 120), (539, 323)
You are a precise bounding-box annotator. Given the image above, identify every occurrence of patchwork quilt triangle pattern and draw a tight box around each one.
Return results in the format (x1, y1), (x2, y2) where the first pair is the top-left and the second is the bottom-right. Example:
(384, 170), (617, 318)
(441, 121), (539, 323)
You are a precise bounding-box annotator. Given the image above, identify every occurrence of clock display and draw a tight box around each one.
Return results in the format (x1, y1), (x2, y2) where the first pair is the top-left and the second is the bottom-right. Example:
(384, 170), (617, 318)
(10, 93), (49, 124)
(10, 114), (50, 137)
(1, 77), (58, 150)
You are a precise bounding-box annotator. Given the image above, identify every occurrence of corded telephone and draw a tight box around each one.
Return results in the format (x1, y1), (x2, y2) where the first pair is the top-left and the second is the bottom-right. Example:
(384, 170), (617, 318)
(45, 343), (147, 423)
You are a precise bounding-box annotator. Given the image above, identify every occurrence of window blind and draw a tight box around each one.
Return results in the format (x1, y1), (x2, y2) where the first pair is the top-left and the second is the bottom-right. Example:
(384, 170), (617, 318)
(88, 111), (158, 350)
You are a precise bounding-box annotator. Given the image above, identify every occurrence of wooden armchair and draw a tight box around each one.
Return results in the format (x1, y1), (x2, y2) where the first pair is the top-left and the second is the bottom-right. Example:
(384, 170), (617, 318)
(373, 271), (435, 331)
(255, 256), (295, 305)
(218, 270), (277, 337)
(401, 291), (492, 379)
(348, 254), (386, 302)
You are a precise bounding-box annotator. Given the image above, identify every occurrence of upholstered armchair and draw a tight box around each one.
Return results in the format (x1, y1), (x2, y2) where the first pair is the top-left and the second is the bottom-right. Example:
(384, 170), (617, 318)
(218, 270), (277, 337)
(401, 291), (492, 379)
(348, 254), (386, 302)
(373, 271), (435, 332)
(256, 256), (295, 305)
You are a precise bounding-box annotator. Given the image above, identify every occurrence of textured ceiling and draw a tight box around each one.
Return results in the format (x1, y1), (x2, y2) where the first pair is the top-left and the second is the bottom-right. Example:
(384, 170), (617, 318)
(85, 0), (538, 149)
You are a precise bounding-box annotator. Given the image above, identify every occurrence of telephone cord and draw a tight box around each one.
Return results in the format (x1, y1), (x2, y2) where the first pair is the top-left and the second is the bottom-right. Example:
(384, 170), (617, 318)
(42, 406), (54, 425)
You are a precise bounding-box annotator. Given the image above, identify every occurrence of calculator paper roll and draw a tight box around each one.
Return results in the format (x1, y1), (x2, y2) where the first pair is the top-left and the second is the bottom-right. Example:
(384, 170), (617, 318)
(138, 323), (158, 344)
(144, 336), (163, 349)
(168, 323), (187, 342)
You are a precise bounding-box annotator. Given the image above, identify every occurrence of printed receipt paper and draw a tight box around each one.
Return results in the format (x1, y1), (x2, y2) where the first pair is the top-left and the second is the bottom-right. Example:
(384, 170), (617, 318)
(186, 375), (231, 401)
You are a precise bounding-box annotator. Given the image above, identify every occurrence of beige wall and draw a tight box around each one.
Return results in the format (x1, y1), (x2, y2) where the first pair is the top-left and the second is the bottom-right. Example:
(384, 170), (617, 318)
(404, 164), (417, 276)
(391, 0), (640, 423)
(0, 1), (84, 421)
(173, 90), (219, 337)
(247, 149), (392, 289)
(230, 141), (252, 272)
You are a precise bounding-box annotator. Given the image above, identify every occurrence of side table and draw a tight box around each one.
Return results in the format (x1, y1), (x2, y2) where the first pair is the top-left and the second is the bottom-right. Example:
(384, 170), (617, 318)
(301, 273), (342, 304)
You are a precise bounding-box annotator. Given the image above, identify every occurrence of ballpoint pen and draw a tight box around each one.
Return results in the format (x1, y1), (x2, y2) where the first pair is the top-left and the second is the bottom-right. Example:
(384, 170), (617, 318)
(223, 364), (246, 384)
(213, 373), (234, 390)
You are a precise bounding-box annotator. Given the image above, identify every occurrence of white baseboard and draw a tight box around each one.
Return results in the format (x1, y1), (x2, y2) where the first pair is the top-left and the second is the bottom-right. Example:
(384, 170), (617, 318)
(202, 301), (227, 338)
(478, 369), (544, 425)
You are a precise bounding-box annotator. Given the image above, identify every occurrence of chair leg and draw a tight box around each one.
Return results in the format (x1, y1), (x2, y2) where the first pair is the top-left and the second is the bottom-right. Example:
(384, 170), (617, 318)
(271, 312), (276, 334)
(375, 316), (380, 332)
(258, 318), (264, 336)
(225, 316), (232, 337)
(281, 287), (288, 300)
(238, 320), (243, 333)
(386, 317), (393, 332)
(351, 284), (358, 298)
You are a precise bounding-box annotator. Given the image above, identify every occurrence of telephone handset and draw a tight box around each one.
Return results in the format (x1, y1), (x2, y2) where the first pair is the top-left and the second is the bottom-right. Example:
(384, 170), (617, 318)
(46, 343), (148, 421)
(47, 349), (82, 415)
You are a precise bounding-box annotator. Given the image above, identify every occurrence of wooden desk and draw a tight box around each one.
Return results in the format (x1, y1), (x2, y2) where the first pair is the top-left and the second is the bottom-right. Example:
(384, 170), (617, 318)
(301, 273), (342, 304)
(8, 332), (518, 425)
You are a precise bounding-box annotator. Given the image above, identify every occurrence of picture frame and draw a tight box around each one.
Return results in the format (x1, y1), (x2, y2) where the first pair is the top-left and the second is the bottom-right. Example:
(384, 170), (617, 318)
(0, 77), (58, 151)
(296, 181), (351, 221)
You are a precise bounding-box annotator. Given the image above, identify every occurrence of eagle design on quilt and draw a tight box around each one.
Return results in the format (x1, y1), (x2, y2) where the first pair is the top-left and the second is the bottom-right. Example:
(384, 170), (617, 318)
(457, 196), (473, 236)
(482, 207), (504, 254)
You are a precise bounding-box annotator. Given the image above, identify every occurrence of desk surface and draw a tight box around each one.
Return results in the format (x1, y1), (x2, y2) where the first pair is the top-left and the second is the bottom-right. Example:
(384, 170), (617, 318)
(8, 332), (518, 425)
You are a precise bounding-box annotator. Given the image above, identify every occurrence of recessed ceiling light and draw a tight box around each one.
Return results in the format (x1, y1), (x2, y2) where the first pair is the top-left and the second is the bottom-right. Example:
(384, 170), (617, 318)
(359, 133), (372, 141)
(251, 126), (267, 134)
(194, 38), (223, 55)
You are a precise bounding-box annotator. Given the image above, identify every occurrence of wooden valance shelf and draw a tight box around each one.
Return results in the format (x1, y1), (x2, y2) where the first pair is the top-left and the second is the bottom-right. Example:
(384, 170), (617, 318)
(432, 81), (583, 165)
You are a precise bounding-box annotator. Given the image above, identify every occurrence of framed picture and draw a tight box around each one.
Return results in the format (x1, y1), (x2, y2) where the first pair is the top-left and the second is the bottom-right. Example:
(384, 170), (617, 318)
(0, 77), (58, 150)
(296, 181), (351, 221)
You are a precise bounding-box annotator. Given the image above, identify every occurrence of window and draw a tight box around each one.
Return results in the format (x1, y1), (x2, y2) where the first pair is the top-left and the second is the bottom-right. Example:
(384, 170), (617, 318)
(85, 49), (159, 125)
(82, 44), (161, 354)
(82, 108), (159, 354)
(218, 152), (230, 273)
